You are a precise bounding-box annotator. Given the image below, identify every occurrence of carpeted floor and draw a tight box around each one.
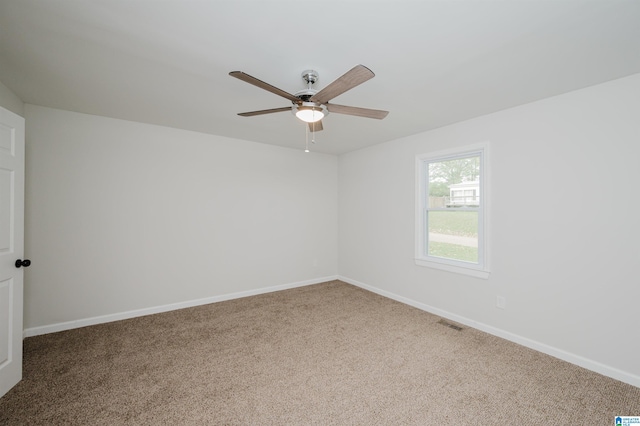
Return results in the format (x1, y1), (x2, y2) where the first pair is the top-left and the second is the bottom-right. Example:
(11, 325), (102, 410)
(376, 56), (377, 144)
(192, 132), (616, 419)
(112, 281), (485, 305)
(1, 280), (638, 425)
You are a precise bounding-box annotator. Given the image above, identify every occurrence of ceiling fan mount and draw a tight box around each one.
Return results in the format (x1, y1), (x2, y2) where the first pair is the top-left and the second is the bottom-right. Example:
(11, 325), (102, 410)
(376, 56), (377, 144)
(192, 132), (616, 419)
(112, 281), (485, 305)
(300, 69), (319, 86)
(229, 64), (389, 132)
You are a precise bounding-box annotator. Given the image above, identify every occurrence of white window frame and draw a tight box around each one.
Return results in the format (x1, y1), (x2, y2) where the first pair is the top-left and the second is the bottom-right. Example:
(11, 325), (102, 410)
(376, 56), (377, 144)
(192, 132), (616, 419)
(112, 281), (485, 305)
(415, 142), (490, 279)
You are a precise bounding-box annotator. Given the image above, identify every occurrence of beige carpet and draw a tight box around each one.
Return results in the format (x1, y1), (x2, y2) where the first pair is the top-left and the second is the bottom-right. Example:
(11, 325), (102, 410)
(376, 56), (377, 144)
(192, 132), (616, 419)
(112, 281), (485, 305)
(1, 280), (638, 425)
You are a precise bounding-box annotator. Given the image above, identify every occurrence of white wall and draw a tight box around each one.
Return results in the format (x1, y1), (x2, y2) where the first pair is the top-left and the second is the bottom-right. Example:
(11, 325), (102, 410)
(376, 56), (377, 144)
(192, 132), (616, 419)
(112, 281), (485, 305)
(24, 105), (338, 331)
(0, 79), (24, 117)
(338, 73), (640, 386)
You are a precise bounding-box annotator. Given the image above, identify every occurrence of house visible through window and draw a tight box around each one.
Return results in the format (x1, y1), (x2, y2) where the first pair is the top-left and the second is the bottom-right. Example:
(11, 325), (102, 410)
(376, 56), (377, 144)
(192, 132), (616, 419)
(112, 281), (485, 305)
(415, 143), (489, 278)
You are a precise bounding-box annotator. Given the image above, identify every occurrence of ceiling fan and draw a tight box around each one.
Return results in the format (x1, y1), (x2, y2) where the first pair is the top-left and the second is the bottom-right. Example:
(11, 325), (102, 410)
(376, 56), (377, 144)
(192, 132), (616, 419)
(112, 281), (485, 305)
(229, 65), (389, 132)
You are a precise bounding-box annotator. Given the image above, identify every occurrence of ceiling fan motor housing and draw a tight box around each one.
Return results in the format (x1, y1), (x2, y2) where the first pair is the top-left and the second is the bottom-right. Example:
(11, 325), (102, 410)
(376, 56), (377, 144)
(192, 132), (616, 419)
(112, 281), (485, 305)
(293, 88), (319, 101)
(294, 70), (326, 121)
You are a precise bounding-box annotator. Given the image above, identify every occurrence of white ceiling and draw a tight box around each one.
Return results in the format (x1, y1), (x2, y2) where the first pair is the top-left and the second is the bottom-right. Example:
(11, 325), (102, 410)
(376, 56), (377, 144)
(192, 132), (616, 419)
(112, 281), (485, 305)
(1, 0), (639, 155)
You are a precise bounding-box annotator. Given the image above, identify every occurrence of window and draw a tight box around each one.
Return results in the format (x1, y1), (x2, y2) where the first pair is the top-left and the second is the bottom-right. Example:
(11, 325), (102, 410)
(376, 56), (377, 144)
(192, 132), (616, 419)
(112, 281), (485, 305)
(415, 143), (489, 278)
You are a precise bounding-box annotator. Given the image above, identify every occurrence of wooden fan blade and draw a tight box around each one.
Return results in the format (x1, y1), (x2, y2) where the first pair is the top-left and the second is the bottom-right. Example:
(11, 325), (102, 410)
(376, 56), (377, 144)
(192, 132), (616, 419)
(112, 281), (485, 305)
(308, 120), (323, 132)
(310, 65), (375, 104)
(327, 103), (389, 119)
(230, 71), (300, 103)
(238, 107), (292, 117)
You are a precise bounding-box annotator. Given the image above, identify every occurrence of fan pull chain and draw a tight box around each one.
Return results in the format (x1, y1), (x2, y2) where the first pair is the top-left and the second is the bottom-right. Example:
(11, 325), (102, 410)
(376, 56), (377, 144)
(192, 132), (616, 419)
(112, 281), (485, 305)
(305, 123), (310, 153)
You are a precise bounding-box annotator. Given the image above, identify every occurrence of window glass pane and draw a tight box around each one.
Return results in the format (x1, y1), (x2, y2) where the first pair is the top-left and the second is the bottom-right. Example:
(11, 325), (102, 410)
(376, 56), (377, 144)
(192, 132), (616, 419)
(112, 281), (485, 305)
(427, 210), (478, 263)
(428, 156), (480, 208)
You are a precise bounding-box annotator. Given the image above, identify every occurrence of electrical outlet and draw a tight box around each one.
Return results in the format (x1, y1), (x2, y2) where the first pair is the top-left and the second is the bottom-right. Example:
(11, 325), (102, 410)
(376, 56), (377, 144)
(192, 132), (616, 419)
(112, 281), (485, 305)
(496, 296), (506, 309)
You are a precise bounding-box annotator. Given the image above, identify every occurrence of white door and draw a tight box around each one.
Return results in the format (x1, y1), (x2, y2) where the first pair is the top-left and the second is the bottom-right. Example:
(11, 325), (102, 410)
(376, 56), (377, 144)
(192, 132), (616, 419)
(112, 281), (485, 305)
(0, 106), (25, 398)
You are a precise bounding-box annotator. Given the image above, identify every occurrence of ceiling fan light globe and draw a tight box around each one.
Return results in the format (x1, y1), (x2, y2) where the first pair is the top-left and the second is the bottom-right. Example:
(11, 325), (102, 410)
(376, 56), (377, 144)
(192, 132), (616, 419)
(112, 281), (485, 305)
(295, 109), (324, 123)
(293, 102), (327, 123)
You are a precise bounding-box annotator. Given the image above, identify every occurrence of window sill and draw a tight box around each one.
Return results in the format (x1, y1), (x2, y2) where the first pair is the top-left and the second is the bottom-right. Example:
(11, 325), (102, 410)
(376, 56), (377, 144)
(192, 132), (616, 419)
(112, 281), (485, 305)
(415, 258), (490, 279)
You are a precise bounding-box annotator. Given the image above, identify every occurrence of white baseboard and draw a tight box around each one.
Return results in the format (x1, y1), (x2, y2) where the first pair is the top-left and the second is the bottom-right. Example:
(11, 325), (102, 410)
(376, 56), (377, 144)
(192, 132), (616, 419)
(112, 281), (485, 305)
(338, 275), (640, 389)
(23, 275), (339, 338)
